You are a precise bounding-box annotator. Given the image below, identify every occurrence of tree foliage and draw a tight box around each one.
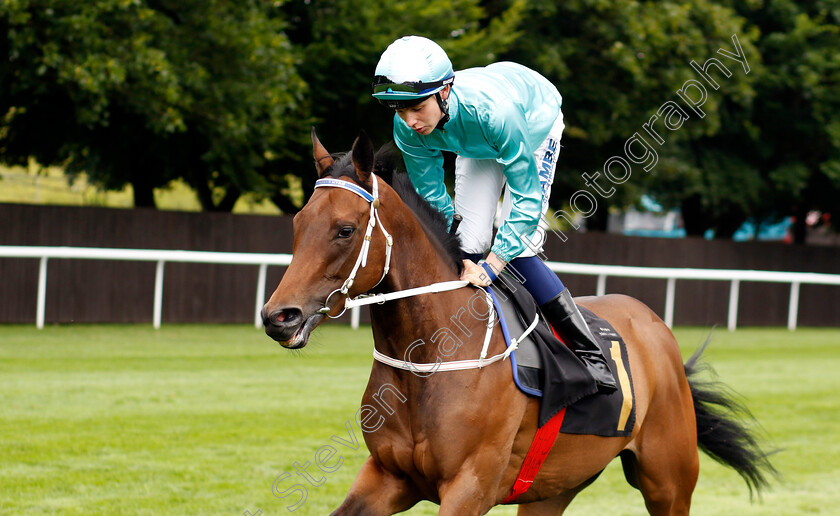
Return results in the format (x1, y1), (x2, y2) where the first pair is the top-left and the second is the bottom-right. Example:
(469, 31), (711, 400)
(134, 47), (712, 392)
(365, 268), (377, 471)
(499, 0), (838, 241)
(499, 0), (761, 232)
(735, 0), (840, 242)
(275, 0), (526, 206)
(1, 0), (309, 210)
(645, 0), (840, 241)
(1, 0), (838, 243)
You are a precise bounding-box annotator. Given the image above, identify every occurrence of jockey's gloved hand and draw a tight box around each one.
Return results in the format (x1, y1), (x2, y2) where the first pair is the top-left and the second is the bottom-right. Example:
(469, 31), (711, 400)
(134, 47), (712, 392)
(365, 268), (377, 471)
(460, 259), (492, 287)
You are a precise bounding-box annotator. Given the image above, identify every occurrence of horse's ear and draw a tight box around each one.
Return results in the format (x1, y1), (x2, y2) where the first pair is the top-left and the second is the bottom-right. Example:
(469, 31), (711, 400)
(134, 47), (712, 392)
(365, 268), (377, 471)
(351, 130), (375, 185)
(312, 127), (334, 178)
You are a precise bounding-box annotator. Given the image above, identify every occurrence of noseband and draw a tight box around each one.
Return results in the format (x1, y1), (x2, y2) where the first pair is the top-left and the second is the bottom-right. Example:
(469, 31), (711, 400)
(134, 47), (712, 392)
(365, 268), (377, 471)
(314, 175), (393, 318)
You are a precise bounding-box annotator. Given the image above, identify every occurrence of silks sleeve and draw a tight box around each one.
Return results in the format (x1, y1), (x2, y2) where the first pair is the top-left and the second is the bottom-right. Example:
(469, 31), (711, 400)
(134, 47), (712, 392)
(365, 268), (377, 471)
(486, 105), (544, 263)
(392, 120), (455, 224)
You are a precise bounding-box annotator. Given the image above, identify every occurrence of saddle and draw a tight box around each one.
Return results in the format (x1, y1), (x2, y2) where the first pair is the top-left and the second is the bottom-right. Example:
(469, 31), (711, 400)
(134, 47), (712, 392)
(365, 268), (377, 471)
(488, 275), (635, 437)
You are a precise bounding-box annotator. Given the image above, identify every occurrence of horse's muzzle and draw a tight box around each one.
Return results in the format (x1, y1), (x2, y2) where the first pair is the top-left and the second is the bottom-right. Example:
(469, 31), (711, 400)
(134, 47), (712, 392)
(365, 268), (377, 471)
(262, 306), (323, 348)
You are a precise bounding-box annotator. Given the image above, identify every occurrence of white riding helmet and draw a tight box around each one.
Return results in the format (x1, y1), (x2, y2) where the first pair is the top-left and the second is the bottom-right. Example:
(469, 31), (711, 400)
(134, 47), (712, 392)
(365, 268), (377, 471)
(372, 36), (455, 109)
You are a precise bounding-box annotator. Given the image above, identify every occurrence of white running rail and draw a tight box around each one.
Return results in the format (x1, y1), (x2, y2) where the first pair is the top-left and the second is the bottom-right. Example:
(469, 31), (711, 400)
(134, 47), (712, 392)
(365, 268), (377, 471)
(2, 246), (840, 331)
(0, 246), (291, 329)
(545, 261), (840, 331)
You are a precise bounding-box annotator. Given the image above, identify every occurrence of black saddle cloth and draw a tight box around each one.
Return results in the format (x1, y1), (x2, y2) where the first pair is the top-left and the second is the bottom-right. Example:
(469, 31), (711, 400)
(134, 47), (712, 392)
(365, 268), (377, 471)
(488, 276), (596, 426)
(489, 274), (636, 436)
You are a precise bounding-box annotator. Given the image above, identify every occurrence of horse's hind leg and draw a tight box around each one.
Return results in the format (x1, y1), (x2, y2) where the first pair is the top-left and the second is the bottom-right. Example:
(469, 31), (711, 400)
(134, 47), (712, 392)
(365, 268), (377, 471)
(632, 446), (697, 515)
(631, 389), (699, 514)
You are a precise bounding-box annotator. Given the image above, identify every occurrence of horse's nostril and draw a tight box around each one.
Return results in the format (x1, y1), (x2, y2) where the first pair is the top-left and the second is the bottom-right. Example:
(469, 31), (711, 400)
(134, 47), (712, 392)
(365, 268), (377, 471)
(266, 308), (302, 327)
(282, 309), (301, 324)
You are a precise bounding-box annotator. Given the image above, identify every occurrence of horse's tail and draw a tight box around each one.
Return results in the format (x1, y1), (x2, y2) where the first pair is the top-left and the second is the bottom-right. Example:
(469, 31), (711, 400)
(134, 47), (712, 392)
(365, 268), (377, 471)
(684, 337), (778, 497)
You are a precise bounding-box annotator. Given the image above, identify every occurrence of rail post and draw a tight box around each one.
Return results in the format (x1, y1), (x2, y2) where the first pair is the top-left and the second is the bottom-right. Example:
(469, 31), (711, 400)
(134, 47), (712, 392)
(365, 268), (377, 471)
(255, 264), (268, 329)
(153, 260), (165, 329)
(788, 281), (801, 331)
(664, 277), (676, 328)
(36, 257), (48, 329)
(727, 279), (740, 331)
(596, 274), (607, 297)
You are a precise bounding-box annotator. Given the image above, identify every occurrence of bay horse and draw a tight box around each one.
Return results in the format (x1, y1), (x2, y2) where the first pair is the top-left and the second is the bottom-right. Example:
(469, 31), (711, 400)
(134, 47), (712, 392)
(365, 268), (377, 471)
(262, 131), (774, 515)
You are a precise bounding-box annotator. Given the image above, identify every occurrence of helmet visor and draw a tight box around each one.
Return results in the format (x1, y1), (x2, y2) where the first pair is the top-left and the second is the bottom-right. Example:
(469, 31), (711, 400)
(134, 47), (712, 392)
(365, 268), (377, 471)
(372, 75), (454, 96)
(376, 95), (429, 110)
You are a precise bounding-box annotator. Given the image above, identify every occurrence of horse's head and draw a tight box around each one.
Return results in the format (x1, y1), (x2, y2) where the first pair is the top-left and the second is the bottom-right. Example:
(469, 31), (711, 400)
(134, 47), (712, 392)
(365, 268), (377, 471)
(261, 130), (393, 347)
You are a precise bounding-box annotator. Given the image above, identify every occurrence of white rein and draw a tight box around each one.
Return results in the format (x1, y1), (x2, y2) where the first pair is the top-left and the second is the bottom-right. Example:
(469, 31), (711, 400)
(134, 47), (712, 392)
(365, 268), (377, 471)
(313, 175), (539, 371)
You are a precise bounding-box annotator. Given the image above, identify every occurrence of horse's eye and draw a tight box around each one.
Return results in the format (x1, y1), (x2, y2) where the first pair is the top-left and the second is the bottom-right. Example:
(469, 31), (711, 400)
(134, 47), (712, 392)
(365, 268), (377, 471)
(336, 226), (355, 239)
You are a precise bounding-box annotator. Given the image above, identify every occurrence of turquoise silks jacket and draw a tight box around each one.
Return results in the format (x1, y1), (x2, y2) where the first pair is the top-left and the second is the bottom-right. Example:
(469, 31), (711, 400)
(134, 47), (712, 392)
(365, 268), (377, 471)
(392, 62), (563, 263)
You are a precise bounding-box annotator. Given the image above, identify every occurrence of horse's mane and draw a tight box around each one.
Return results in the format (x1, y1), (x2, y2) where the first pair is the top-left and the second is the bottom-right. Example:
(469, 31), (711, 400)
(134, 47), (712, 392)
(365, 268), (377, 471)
(322, 142), (463, 274)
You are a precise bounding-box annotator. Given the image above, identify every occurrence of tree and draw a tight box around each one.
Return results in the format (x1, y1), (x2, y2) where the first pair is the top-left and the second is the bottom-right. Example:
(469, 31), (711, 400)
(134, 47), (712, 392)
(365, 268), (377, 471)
(652, 0), (840, 241)
(275, 0), (526, 207)
(499, 0), (760, 233)
(1, 0), (310, 210)
(735, 0), (840, 243)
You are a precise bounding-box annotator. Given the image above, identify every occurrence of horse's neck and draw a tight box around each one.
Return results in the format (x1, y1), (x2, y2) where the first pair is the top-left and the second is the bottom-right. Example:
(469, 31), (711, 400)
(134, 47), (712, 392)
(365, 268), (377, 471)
(369, 210), (480, 363)
(378, 199), (460, 293)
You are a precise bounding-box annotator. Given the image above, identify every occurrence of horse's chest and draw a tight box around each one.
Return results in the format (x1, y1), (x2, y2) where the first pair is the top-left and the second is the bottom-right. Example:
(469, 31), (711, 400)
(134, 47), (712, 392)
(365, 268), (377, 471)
(374, 428), (480, 493)
(366, 428), (445, 479)
(409, 439), (437, 478)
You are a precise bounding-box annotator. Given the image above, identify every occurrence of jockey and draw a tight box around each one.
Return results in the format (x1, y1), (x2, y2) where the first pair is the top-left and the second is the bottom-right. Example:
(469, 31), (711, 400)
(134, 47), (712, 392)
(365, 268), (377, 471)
(372, 35), (616, 393)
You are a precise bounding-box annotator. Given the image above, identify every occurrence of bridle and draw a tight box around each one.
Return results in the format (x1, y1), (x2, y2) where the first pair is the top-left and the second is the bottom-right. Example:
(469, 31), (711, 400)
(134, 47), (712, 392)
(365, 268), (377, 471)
(314, 175), (394, 318)
(315, 174), (469, 318)
(311, 174), (539, 371)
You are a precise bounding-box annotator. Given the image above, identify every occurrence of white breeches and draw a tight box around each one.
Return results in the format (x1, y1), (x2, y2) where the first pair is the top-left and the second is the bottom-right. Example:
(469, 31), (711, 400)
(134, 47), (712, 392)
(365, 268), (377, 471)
(453, 112), (565, 257)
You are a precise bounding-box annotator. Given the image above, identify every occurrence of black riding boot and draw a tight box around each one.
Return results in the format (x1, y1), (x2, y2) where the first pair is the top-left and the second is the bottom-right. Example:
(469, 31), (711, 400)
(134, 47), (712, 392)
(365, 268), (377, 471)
(540, 289), (617, 393)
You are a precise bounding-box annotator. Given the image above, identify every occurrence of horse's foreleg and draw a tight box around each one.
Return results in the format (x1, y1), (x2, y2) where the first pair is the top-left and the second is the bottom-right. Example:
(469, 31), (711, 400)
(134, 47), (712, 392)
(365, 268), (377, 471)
(437, 449), (511, 516)
(437, 471), (498, 516)
(330, 456), (419, 516)
(515, 491), (577, 515)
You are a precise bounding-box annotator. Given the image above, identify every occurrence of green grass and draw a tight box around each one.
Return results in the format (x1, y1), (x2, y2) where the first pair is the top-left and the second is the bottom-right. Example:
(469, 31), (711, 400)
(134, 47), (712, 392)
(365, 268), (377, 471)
(1, 324), (839, 515)
(0, 164), (287, 214)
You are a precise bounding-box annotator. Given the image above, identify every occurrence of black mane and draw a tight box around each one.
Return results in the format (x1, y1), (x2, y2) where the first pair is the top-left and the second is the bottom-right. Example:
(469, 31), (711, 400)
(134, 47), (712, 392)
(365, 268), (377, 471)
(321, 142), (463, 273)
(323, 151), (367, 189)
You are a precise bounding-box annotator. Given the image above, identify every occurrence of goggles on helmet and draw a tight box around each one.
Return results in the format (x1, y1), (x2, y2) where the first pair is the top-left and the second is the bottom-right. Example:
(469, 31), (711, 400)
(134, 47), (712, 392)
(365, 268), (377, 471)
(372, 75), (454, 96)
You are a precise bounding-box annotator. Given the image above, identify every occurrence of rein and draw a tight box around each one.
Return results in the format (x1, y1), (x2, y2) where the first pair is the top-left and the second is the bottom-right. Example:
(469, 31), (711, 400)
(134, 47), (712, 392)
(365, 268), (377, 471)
(313, 174), (538, 371)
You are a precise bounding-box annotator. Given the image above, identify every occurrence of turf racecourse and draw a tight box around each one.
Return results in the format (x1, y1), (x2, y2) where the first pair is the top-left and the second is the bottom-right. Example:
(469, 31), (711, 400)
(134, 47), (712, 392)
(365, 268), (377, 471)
(2, 324), (838, 515)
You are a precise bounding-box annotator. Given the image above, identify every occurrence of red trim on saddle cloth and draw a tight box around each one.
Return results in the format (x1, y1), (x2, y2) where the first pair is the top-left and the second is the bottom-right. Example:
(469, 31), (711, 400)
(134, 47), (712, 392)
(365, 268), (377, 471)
(502, 324), (569, 504)
(501, 407), (566, 504)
